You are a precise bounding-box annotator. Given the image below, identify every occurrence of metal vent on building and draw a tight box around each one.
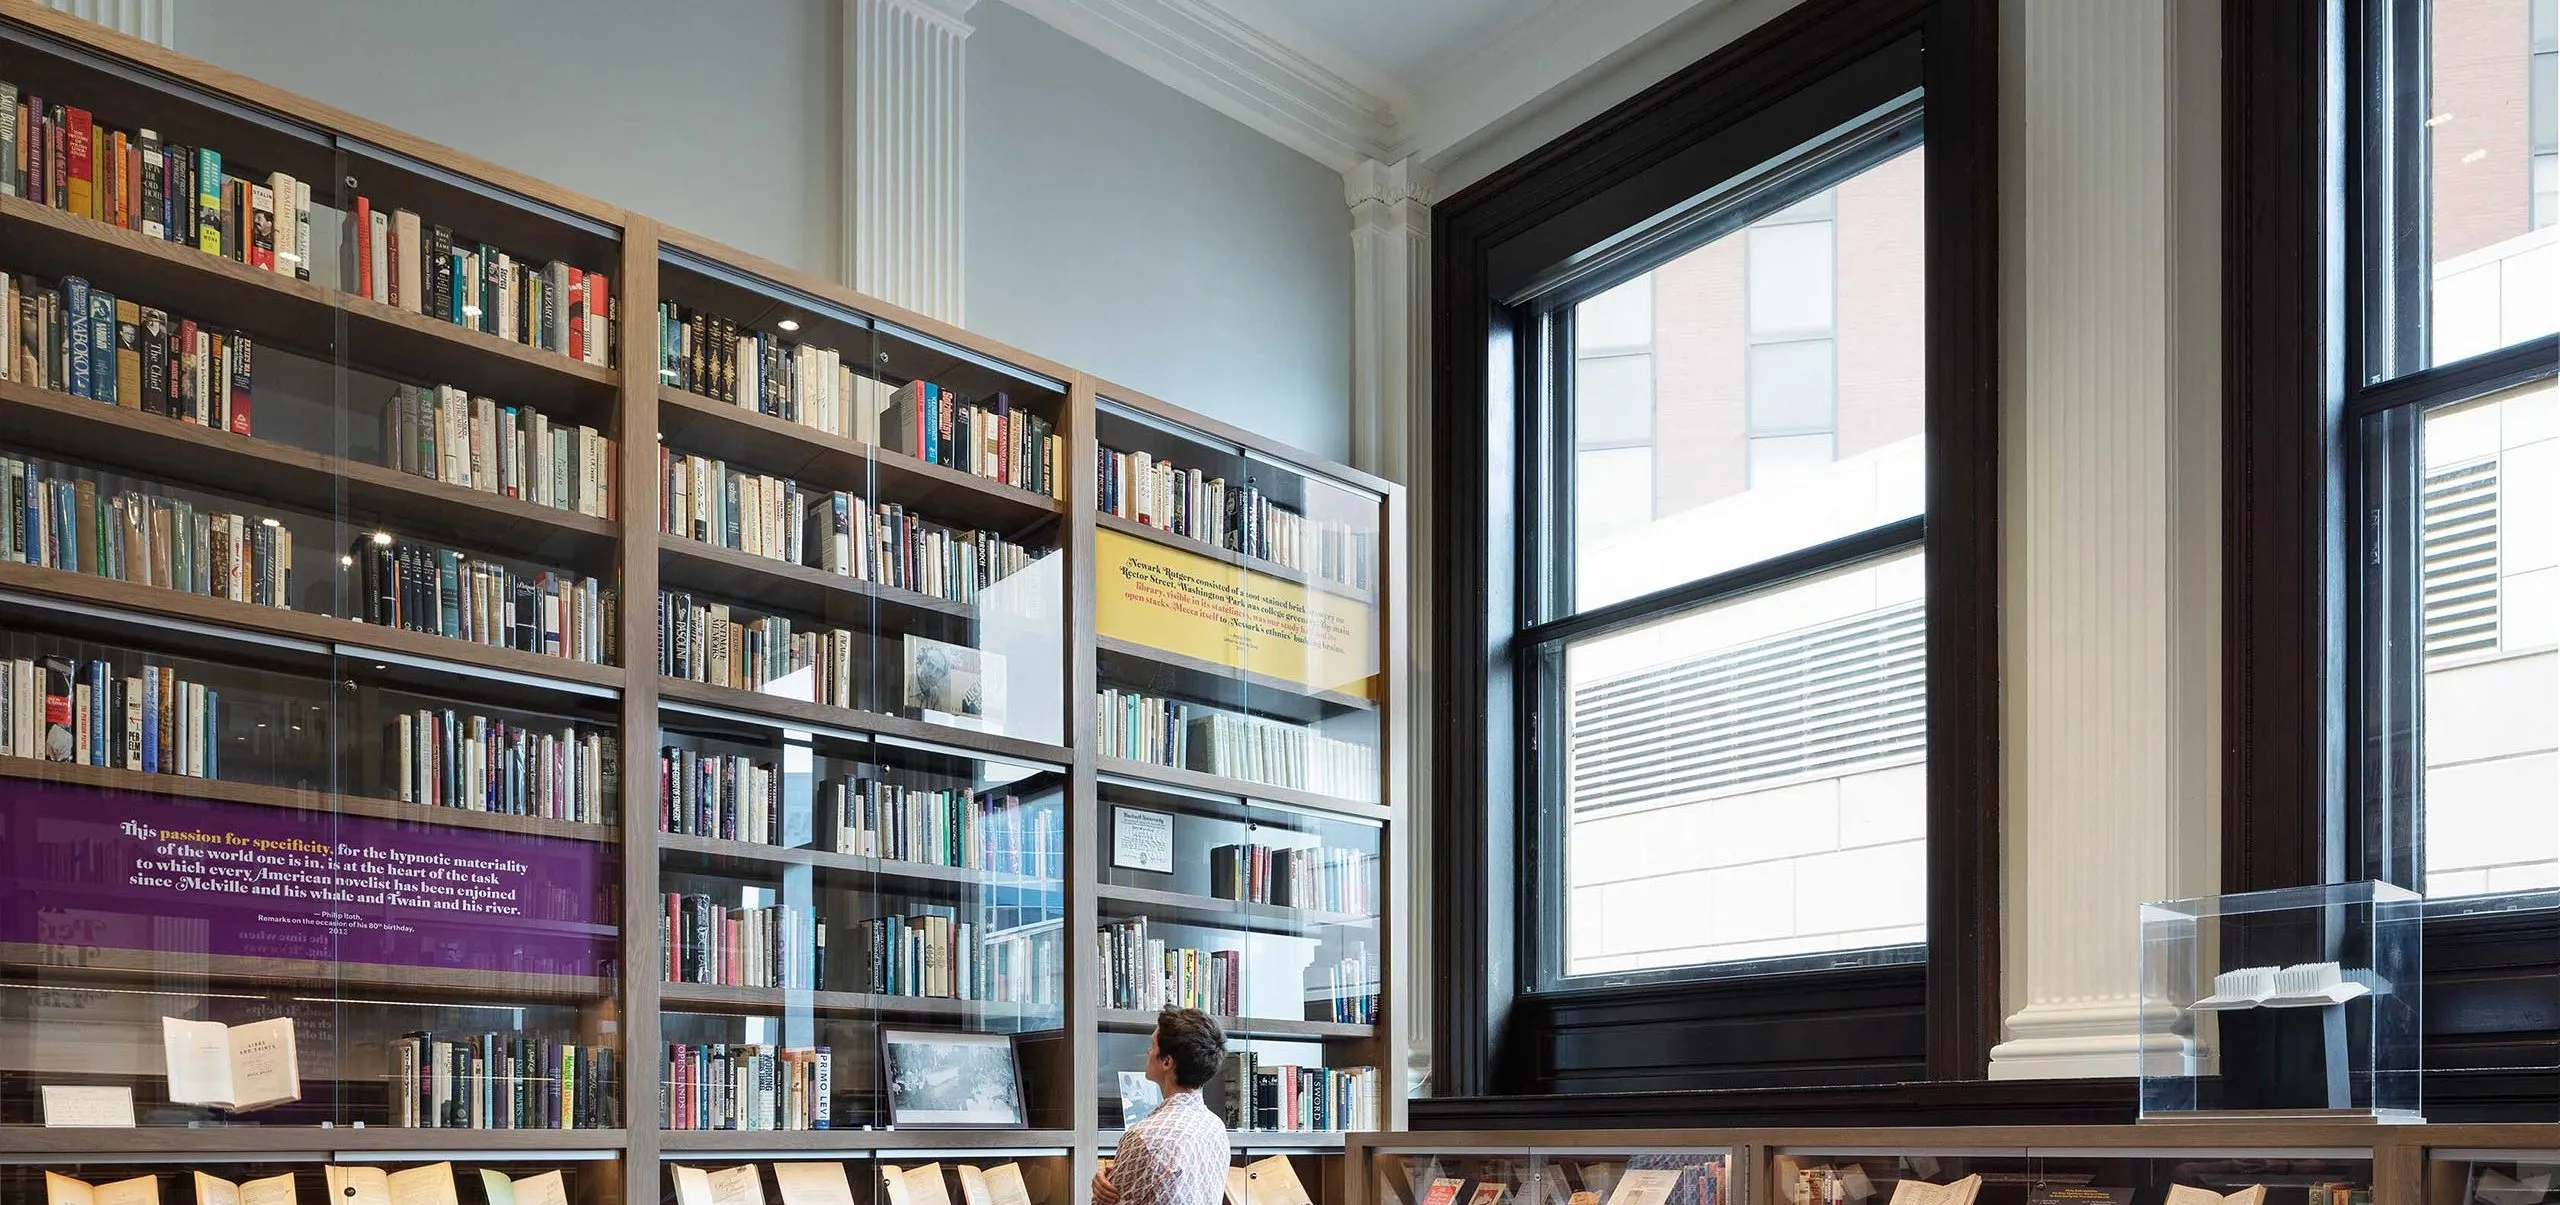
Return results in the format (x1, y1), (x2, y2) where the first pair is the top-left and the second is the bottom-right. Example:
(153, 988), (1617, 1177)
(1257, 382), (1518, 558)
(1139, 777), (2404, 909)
(1569, 600), (1926, 815)
(2422, 459), (2500, 661)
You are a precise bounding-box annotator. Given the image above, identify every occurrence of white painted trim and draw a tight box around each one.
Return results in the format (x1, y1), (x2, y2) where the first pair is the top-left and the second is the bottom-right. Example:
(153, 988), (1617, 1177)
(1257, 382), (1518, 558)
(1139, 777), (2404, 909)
(996, 0), (1399, 171)
(48, 0), (173, 47)
(846, 0), (970, 322)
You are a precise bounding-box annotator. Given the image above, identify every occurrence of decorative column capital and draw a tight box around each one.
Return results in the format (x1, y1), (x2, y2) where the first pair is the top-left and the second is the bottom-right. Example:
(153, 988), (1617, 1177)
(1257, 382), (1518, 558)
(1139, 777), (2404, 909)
(1343, 156), (1435, 214)
(878, 0), (978, 38)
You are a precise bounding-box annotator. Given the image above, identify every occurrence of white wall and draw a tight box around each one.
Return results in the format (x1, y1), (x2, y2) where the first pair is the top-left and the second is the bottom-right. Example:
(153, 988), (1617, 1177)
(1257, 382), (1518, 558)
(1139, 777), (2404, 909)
(174, 0), (842, 275)
(967, 1), (1352, 462)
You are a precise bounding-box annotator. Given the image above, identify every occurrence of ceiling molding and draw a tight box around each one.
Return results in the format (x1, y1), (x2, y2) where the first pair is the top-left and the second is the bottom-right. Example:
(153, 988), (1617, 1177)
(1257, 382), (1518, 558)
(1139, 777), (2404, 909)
(998, 0), (1401, 170)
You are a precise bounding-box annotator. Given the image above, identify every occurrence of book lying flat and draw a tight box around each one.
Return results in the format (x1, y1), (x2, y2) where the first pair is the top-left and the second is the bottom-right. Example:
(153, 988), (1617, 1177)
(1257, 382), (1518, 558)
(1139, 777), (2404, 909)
(478, 1170), (570, 1205)
(195, 1169), (297, 1205)
(324, 1163), (457, 1205)
(2165, 1187), (2266, 1205)
(1604, 1171), (1684, 1205)
(673, 1166), (766, 1205)
(162, 1015), (300, 1111)
(1889, 1174), (1984, 1205)
(775, 1164), (858, 1205)
(47, 1172), (158, 1205)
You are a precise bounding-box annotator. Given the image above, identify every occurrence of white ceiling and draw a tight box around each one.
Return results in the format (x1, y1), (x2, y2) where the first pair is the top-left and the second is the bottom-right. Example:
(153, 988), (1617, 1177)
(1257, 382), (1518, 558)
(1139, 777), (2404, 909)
(992, 0), (1743, 176)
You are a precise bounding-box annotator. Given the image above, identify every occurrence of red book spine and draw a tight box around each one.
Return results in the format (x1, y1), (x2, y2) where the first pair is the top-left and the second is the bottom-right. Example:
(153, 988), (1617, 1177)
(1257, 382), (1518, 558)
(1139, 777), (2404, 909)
(586, 271), (609, 366)
(228, 335), (253, 436)
(63, 107), (91, 219)
(567, 267), (586, 363)
(355, 196), (374, 298)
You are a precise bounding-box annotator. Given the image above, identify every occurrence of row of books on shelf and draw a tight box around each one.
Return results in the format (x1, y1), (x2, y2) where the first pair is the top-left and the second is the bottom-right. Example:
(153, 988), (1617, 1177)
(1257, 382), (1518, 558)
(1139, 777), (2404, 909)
(661, 448), (1044, 605)
(661, 1042), (830, 1130)
(825, 778), (1060, 876)
(662, 896), (825, 990)
(1209, 842), (1374, 914)
(386, 709), (616, 824)
(1317, 944), (1379, 1026)
(857, 910), (1061, 1004)
(660, 451), (812, 563)
(3, 84), (315, 281)
(387, 1031), (619, 1129)
(657, 303), (1062, 501)
(4, 271), (258, 433)
(1098, 445), (1373, 590)
(352, 533), (615, 664)
(1217, 1052), (1381, 1133)
(382, 383), (614, 518)
(1097, 917), (1241, 1014)
(4, 451), (294, 605)
(1, 655), (217, 774)
(1097, 689), (1378, 802)
(657, 592), (856, 700)
(349, 196), (612, 367)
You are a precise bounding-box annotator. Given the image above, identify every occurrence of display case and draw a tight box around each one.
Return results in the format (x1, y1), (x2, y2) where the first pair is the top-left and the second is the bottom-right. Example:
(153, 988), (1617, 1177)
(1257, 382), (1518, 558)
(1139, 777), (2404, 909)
(1770, 1145), (2372, 1203)
(7, 1150), (624, 1205)
(1370, 1145), (1733, 1205)
(2426, 1149), (2560, 1205)
(663, 1151), (1073, 1205)
(2138, 882), (2425, 1122)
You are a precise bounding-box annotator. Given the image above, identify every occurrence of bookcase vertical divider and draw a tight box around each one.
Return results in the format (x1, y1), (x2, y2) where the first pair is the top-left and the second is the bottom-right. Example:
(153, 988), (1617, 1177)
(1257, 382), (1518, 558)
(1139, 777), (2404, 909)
(1065, 372), (1105, 1186)
(616, 216), (666, 1198)
(1379, 485), (1412, 1133)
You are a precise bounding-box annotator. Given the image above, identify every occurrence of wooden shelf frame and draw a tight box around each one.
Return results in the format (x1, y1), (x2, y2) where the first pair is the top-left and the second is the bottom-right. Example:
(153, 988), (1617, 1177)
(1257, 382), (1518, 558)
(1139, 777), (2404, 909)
(0, 2), (1409, 1189)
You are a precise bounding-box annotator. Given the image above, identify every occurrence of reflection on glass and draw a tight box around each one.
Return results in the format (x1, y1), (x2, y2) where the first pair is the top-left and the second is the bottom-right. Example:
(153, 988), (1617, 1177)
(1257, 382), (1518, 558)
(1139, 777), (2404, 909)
(2426, 0), (2560, 365)
(2416, 381), (2560, 900)
(1569, 145), (1924, 612)
(1561, 551), (1925, 977)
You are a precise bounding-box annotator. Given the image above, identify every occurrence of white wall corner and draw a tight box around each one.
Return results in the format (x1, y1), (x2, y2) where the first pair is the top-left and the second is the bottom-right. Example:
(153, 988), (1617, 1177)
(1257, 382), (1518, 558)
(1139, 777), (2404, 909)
(996, 0), (1398, 171)
(49, 0), (173, 48)
(846, 0), (973, 323)
(1343, 153), (1434, 1098)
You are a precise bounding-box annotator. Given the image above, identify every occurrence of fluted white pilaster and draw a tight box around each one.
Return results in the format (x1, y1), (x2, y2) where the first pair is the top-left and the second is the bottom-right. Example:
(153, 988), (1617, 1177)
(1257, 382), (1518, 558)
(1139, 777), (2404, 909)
(49, 0), (172, 47)
(1345, 155), (1432, 1096)
(1987, 0), (2222, 1080)
(845, 0), (971, 323)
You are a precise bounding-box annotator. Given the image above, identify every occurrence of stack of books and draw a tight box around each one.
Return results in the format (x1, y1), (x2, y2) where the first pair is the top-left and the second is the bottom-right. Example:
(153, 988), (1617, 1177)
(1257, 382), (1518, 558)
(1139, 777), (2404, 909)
(661, 1042), (831, 1131)
(659, 748), (782, 843)
(0, 83), (314, 279)
(660, 895), (825, 990)
(0, 654), (216, 774)
(4, 272), (258, 434)
(1096, 444), (1374, 590)
(1097, 916), (1240, 1014)
(4, 454), (294, 607)
(382, 384), (614, 518)
(385, 709), (614, 823)
(387, 1031), (618, 1129)
(351, 534), (613, 664)
(348, 194), (612, 367)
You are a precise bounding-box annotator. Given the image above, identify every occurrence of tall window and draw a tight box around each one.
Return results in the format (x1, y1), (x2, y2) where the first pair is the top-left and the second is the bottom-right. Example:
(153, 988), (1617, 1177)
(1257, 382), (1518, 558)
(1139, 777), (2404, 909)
(2356, 0), (2560, 903)
(1533, 137), (1928, 985)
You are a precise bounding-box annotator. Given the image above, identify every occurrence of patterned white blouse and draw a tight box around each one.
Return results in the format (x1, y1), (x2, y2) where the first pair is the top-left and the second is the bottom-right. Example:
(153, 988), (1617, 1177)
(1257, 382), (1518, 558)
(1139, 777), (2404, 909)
(1112, 1088), (1232, 1205)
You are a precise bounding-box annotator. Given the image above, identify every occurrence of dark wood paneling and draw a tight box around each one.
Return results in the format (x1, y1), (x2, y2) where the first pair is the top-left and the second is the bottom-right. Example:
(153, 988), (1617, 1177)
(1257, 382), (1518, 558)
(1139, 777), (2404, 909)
(1520, 964), (1928, 1094)
(1413, 1076), (2138, 1131)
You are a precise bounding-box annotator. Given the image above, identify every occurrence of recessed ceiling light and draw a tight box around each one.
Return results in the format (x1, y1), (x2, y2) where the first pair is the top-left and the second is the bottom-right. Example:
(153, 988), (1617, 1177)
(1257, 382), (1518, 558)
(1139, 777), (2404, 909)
(777, 319), (801, 332)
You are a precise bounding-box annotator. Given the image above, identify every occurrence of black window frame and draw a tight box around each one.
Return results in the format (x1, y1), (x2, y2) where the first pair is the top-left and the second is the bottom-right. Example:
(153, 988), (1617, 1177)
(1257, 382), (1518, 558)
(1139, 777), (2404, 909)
(2226, 0), (2560, 1117)
(1430, 0), (2000, 1098)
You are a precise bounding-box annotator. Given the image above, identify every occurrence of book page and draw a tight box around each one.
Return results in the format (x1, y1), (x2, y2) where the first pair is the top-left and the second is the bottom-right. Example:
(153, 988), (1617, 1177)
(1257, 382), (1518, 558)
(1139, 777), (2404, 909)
(1248, 1157), (1314, 1205)
(1604, 1170), (1684, 1205)
(2163, 1189), (2259, 1205)
(509, 1171), (569, 1205)
(479, 1171), (516, 1205)
(903, 1164), (953, 1205)
(671, 1168), (714, 1205)
(1226, 1169), (1255, 1205)
(226, 1017), (301, 1111)
(879, 1167), (911, 1205)
(774, 1164), (857, 1205)
(325, 1167), (390, 1205)
(45, 1173), (94, 1205)
(196, 1172), (242, 1205)
(42, 1084), (137, 1127)
(955, 1167), (992, 1205)
(241, 1174), (297, 1205)
(982, 1164), (1032, 1205)
(95, 1179), (160, 1205)
(162, 1016), (236, 1107)
(706, 1165), (766, 1205)
(386, 1162), (459, 1205)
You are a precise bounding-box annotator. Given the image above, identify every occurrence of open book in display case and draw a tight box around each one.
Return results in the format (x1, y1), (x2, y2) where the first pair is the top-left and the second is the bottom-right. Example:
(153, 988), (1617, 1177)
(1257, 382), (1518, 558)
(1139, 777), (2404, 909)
(0, 5), (1407, 1204)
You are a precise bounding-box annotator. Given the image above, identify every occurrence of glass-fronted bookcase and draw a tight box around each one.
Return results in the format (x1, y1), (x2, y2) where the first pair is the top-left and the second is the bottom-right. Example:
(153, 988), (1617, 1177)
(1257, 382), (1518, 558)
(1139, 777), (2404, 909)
(0, 9), (1406, 1205)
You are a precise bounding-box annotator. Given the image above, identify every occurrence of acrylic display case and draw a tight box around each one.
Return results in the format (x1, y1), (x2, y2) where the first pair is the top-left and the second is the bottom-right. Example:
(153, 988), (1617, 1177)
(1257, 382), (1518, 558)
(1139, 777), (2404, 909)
(1370, 1146), (1734, 1205)
(2138, 882), (2425, 1122)
(2426, 1149), (2560, 1205)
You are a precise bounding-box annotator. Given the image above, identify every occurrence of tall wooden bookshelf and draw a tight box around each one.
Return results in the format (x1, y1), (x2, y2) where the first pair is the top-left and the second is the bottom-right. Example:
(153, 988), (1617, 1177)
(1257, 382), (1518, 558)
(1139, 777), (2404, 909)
(0, 7), (1406, 1205)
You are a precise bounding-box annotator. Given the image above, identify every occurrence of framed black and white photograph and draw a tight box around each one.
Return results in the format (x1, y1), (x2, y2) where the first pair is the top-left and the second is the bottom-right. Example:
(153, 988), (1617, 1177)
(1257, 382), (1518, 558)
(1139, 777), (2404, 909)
(878, 1026), (1027, 1129)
